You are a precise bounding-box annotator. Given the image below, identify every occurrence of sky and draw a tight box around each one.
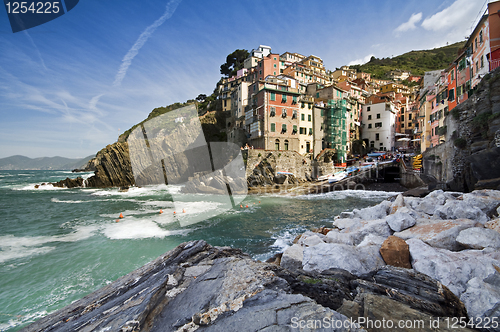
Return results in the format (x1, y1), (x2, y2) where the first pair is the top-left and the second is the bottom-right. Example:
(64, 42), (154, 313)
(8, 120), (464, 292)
(0, 0), (491, 158)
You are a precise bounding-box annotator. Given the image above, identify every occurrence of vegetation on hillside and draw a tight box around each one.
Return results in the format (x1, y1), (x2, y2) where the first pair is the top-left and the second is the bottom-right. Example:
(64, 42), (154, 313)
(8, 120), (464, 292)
(220, 49), (249, 77)
(349, 41), (465, 79)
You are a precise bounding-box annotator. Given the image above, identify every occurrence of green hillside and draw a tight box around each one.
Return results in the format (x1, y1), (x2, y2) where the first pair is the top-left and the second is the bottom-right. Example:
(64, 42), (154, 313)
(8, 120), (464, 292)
(350, 41), (465, 79)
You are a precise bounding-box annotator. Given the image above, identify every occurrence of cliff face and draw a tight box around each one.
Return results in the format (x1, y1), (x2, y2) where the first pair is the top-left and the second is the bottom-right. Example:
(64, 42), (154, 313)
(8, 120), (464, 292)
(423, 67), (500, 192)
(84, 142), (135, 188)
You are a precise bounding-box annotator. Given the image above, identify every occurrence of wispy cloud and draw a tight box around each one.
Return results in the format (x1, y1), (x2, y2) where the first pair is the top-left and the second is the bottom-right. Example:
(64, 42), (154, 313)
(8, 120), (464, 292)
(23, 30), (47, 71)
(112, 0), (183, 87)
(394, 12), (422, 34)
(421, 0), (482, 32)
(348, 54), (374, 66)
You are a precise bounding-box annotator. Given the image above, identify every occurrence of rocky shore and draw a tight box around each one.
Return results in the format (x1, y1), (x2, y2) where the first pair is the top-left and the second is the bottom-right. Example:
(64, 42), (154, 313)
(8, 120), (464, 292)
(20, 189), (500, 332)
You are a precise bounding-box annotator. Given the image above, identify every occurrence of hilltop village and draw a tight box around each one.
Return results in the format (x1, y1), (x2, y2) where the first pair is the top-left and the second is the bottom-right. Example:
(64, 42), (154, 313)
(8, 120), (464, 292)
(217, 1), (500, 165)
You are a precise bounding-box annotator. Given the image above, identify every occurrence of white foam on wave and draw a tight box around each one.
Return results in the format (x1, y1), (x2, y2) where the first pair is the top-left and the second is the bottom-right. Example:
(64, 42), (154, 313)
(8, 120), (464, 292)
(296, 189), (401, 201)
(270, 230), (295, 252)
(51, 198), (84, 204)
(101, 218), (188, 240)
(91, 184), (170, 197)
(0, 310), (48, 332)
(14, 183), (66, 191)
(0, 226), (98, 264)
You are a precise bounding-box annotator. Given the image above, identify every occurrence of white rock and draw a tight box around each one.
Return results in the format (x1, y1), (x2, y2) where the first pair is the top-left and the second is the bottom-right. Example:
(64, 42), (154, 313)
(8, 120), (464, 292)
(325, 230), (355, 245)
(460, 277), (500, 322)
(280, 244), (303, 270)
(463, 190), (500, 215)
(385, 207), (416, 232)
(389, 194), (405, 214)
(303, 242), (385, 276)
(434, 200), (489, 224)
(352, 200), (391, 220)
(330, 219), (392, 246)
(332, 217), (363, 230)
(407, 238), (500, 296)
(456, 227), (500, 249)
(395, 219), (476, 251)
(413, 190), (455, 216)
(357, 234), (387, 247)
(487, 218), (500, 233)
(299, 234), (324, 247)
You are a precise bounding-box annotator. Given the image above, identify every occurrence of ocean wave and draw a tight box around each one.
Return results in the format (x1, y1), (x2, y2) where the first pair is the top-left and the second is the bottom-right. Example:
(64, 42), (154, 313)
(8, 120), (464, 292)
(295, 189), (401, 200)
(14, 183), (66, 191)
(51, 198), (85, 204)
(90, 184), (170, 197)
(101, 218), (189, 240)
(0, 226), (98, 264)
(0, 310), (48, 332)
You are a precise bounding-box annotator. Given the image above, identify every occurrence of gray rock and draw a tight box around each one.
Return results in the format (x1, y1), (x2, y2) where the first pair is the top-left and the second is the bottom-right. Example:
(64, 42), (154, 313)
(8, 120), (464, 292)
(385, 207), (417, 232)
(413, 189), (456, 216)
(456, 227), (500, 249)
(434, 200), (489, 224)
(460, 278), (500, 330)
(351, 200), (391, 220)
(463, 190), (500, 215)
(303, 242), (385, 276)
(407, 238), (500, 297)
(332, 217), (363, 230)
(327, 219), (392, 246)
(281, 244), (303, 270)
(299, 234), (324, 247)
(395, 219), (476, 251)
(357, 234), (387, 247)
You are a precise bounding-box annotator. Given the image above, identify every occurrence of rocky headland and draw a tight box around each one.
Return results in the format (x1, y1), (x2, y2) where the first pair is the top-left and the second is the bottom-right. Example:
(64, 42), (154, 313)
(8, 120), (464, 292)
(20, 189), (500, 332)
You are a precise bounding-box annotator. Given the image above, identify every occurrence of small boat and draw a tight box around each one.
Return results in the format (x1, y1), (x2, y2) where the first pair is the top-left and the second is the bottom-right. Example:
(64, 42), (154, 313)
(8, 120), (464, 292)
(345, 166), (359, 175)
(328, 171), (347, 183)
(317, 174), (331, 181)
(276, 171), (294, 176)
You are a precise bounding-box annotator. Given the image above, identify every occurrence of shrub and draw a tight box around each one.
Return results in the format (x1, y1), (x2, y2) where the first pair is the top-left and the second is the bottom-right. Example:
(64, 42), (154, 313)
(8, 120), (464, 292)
(454, 138), (467, 149)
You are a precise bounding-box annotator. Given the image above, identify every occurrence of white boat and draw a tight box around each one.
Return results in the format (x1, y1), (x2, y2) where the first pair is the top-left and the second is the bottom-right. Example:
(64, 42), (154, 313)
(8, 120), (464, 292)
(328, 171), (347, 183)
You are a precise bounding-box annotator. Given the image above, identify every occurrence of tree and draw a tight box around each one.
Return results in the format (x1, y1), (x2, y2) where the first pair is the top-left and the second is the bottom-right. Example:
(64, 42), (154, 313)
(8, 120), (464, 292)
(220, 49), (249, 77)
(196, 94), (207, 102)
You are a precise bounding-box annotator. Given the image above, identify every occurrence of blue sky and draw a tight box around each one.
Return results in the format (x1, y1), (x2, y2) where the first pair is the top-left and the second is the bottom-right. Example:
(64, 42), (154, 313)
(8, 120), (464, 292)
(0, 0), (489, 158)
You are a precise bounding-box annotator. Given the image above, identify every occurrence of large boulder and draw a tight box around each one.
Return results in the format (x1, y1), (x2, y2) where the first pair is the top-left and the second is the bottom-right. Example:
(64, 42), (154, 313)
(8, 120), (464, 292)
(385, 207), (417, 232)
(462, 190), (500, 215)
(379, 236), (411, 269)
(394, 219), (476, 251)
(456, 227), (500, 250)
(326, 219), (392, 246)
(303, 242), (385, 276)
(351, 200), (392, 220)
(460, 277), (500, 326)
(280, 244), (303, 271)
(434, 200), (489, 224)
(407, 238), (500, 297)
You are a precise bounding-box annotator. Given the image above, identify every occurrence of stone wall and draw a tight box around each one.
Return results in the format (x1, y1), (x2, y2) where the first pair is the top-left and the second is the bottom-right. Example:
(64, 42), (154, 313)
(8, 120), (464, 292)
(423, 67), (500, 192)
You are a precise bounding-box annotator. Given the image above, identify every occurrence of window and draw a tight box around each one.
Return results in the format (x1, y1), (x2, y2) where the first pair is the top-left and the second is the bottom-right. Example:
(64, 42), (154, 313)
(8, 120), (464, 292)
(368, 123), (372, 129)
(292, 110), (297, 119)
(377, 113), (381, 119)
(481, 56), (484, 68)
(301, 102), (305, 108)
(281, 124), (287, 133)
(375, 133), (379, 141)
(370, 141), (375, 148)
(401, 115), (404, 121)
(271, 92), (275, 101)
(375, 122), (382, 128)
(274, 64), (277, 68)
(282, 94), (287, 103)
(449, 88), (455, 102)
(309, 128), (313, 135)
(300, 127), (306, 134)
(409, 114), (412, 120)
(316, 92), (319, 98)
(270, 107), (276, 117)
(275, 139), (280, 150)
(270, 123), (276, 132)
(284, 140), (289, 150)
(293, 125), (297, 134)
(475, 38), (478, 51)
(367, 106), (371, 112)
(401, 107), (405, 113)
(301, 114), (305, 121)
(401, 123), (404, 128)
(408, 123), (412, 127)
(282, 109), (287, 117)
(308, 114), (312, 122)
(321, 109), (324, 116)
(480, 30), (483, 43)
(368, 115), (372, 120)
(292, 96), (297, 104)
(273, 57), (277, 61)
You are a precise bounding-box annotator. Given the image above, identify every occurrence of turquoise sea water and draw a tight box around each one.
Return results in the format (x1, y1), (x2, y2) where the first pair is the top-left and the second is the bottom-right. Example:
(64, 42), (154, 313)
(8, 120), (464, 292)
(0, 170), (401, 331)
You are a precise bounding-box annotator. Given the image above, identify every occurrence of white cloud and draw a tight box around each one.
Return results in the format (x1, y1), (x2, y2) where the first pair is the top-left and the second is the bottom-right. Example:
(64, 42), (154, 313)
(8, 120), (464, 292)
(421, 0), (483, 32)
(348, 54), (374, 66)
(113, 0), (183, 87)
(394, 12), (422, 34)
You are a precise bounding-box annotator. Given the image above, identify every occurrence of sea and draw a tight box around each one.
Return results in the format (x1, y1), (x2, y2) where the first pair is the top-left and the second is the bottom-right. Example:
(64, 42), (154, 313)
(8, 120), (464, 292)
(0, 170), (401, 331)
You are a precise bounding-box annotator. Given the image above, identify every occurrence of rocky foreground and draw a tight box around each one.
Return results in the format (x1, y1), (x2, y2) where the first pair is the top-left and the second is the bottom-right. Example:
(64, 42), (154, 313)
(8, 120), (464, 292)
(21, 190), (500, 332)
